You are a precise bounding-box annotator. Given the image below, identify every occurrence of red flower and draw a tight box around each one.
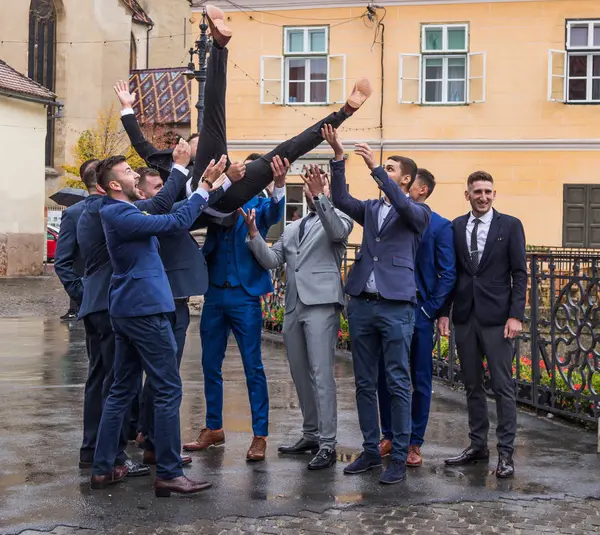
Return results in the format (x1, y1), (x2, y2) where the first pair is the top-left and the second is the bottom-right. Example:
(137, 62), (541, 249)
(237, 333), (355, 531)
(521, 357), (532, 366)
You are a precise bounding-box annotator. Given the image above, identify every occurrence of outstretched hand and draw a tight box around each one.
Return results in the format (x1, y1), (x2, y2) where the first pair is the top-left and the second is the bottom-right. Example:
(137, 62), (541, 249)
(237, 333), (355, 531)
(301, 165), (326, 198)
(172, 138), (192, 168)
(238, 207), (259, 239)
(227, 161), (246, 182)
(271, 155), (290, 188)
(321, 124), (344, 160)
(113, 80), (136, 109)
(354, 143), (377, 171)
(198, 155), (227, 191)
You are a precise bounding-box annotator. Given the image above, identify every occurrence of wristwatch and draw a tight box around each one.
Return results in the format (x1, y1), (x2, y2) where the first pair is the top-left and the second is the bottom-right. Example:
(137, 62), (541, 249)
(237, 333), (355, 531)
(201, 176), (213, 187)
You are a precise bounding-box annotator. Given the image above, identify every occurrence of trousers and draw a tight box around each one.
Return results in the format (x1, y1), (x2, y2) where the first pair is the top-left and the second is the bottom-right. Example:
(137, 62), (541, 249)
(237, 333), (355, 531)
(92, 313), (183, 479)
(455, 316), (517, 455)
(283, 301), (339, 448)
(348, 297), (414, 462)
(378, 306), (434, 446)
(200, 285), (268, 436)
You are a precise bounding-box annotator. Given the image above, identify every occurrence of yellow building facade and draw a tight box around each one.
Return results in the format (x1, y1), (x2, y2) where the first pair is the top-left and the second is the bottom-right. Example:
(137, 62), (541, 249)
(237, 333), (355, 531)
(191, 0), (600, 247)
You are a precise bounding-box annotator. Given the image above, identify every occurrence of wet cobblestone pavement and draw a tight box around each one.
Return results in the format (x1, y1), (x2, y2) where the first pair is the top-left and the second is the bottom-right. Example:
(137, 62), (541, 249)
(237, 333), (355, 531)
(0, 277), (599, 535)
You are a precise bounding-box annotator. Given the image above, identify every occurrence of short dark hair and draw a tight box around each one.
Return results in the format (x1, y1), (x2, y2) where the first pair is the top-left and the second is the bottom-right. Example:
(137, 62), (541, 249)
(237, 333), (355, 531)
(245, 153), (262, 162)
(416, 168), (436, 199)
(388, 155), (418, 186)
(96, 156), (127, 192)
(82, 160), (101, 190)
(80, 158), (99, 178)
(136, 167), (161, 189)
(467, 170), (494, 187)
(187, 133), (199, 143)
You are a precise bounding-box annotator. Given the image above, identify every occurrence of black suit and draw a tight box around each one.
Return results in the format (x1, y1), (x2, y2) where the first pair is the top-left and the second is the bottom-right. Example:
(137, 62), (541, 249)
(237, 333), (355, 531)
(444, 209), (526, 456)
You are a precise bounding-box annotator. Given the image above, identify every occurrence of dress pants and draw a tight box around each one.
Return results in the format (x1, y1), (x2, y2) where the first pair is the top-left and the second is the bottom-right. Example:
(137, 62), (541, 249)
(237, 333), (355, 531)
(454, 315), (517, 455)
(378, 306), (434, 446)
(283, 301), (339, 449)
(92, 313), (183, 479)
(142, 300), (190, 452)
(348, 297), (414, 463)
(80, 311), (127, 465)
(200, 285), (268, 437)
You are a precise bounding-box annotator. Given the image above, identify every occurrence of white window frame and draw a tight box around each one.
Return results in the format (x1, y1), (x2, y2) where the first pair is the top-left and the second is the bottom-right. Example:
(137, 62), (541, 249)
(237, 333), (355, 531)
(566, 20), (600, 50)
(548, 49), (567, 102)
(566, 52), (600, 103)
(399, 53), (422, 104)
(284, 26), (329, 55)
(260, 55), (284, 105)
(422, 55), (467, 105)
(421, 23), (469, 54)
(284, 56), (329, 106)
(284, 183), (307, 226)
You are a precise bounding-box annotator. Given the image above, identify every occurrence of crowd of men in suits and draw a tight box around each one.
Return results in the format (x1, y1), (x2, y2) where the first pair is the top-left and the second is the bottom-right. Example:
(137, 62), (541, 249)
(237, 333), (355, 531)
(54, 5), (527, 497)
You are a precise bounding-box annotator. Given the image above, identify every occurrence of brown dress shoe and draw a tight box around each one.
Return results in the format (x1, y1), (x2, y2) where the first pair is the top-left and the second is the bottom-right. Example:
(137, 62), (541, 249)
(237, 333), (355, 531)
(154, 475), (212, 498)
(406, 445), (423, 467)
(183, 428), (225, 451)
(246, 436), (267, 462)
(379, 438), (392, 457)
(205, 5), (232, 48)
(143, 450), (193, 467)
(90, 465), (129, 489)
(344, 78), (373, 115)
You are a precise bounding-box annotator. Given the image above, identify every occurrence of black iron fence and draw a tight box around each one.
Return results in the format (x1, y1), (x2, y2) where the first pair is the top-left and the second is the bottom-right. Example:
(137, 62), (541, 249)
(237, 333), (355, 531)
(262, 245), (600, 427)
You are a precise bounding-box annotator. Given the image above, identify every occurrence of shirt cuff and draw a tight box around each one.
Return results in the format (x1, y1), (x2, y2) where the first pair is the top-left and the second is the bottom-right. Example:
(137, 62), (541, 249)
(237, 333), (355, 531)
(120, 108), (134, 116)
(221, 177), (232, 192)
(172, 164), (189, 176)
(185, 178), (193, 198)
(191, 189), (209, 201)
(272, 186), (285, 203)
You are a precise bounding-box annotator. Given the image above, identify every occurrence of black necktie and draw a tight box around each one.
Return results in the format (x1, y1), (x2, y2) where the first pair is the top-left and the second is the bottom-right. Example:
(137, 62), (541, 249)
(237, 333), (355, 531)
(299, 212), (316, 242)
(470, 218), (481, 271)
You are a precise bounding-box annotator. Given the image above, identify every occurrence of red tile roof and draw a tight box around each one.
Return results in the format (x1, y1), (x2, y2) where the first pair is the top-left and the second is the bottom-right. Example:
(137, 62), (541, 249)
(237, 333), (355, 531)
(129, 68), (191, 125)
(0, 59), (56, 102)
(121, 0), (153, 26)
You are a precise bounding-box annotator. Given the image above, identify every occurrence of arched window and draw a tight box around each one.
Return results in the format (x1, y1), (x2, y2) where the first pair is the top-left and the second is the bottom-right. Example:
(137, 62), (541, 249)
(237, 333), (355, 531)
(130, 33), (138, 71)
(28, 0), (56, 166)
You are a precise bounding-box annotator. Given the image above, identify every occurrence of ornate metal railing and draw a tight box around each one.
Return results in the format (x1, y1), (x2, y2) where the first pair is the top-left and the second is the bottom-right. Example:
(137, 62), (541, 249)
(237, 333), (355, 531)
(262, 246), (600, 427)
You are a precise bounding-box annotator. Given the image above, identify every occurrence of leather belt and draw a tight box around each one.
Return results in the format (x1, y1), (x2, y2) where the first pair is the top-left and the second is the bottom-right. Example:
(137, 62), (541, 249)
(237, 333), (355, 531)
(357, 291), (386, 301)
(212, 281), (234, 289)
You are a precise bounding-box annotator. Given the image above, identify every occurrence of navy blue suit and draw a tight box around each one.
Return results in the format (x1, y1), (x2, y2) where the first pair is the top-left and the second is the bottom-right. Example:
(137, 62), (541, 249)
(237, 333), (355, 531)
(331, 158), (431, 463)
(378, 211), (456, 446)
(140, 198), (210, 453)
(55, 200), (85, 307)
(76, 169), (189, 465)
(92, 192), (208, 479)
(199, 194), (284, 437)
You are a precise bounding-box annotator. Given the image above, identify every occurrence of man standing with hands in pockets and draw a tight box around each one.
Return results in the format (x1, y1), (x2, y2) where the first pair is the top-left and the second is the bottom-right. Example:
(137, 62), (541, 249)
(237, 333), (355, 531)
(240, 166), (353, 470)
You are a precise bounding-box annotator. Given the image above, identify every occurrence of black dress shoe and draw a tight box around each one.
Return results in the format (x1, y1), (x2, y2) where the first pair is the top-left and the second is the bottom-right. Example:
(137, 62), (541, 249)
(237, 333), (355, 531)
(124, 459), (151, 477)
(496, 454), (514, 478)
(308, 448), (336, 470)
(278, 437), (320, 455)
(444, 447), (490, 466)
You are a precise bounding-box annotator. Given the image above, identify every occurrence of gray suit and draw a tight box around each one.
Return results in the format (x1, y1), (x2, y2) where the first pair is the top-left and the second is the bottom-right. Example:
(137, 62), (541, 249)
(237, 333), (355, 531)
(247, 193), (353, 448)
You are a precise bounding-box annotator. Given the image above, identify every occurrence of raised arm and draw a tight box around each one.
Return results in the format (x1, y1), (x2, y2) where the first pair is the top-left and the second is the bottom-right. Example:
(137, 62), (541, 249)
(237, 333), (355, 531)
(371, 166), (430, 235)
(54, 207), (83, 305)
(329, 159), (366, 226)
(422, 220), (457, 319)
(241, 207), (285, 269)
(303, 165), (353, 243)
(135, 166), (188, 215)
(114, 81), (161, 161)
(108, 192), (208, 242)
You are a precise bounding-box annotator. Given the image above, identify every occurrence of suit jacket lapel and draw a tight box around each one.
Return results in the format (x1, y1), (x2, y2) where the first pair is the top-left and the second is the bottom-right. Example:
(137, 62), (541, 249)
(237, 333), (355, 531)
(455, 214), (471, 273)
(379, 205), (396, 234)
(478, 210), (501, 271)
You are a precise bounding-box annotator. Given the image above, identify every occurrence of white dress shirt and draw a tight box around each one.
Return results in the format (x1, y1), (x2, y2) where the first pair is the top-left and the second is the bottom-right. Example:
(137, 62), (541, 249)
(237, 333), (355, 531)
(465, 208), (494, 263)
(364, 197), (393, 293)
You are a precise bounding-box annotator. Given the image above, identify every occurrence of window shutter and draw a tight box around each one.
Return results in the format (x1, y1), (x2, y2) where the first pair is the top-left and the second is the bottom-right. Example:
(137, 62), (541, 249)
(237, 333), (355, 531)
(548, 50), (567, 103)
(327, 54), (346, 104)
(398, 54), (422, 104)
(563, 184), (587, 247)
(260, 55), (284, 105)
(467, 52), (486, 103)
